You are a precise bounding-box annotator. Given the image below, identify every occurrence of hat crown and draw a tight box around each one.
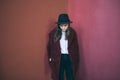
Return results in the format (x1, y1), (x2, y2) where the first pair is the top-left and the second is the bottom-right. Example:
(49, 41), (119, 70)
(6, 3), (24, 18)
(57, 13), (72, 24)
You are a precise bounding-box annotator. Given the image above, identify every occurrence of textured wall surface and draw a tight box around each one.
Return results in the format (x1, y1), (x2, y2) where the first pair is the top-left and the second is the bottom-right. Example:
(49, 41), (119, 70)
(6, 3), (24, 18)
(68, 0), (120, 80)
(0, 0), (67, 80)
(1, 0), (120, 80)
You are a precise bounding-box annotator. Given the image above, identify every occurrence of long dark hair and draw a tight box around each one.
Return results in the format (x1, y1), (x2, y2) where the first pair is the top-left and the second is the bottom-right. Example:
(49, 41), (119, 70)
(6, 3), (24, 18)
(54, 24), (71, 42)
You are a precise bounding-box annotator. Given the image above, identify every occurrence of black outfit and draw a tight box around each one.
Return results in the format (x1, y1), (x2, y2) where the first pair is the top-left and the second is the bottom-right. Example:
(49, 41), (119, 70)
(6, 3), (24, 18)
(59, 54), (74, 80)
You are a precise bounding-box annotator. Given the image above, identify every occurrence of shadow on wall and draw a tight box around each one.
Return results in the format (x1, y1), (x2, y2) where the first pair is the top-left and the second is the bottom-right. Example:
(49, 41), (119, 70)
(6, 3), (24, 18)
(44, 18), (56, 80)
(72, 24), (87, 80)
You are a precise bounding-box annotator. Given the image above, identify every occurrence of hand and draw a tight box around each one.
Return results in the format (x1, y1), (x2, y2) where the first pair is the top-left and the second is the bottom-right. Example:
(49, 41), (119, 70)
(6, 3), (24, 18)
(49, 58), (52, 62)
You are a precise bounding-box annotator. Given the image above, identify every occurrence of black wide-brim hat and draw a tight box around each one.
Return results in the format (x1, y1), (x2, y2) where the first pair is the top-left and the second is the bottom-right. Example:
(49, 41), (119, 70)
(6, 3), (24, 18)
(56, 13), (72, 24)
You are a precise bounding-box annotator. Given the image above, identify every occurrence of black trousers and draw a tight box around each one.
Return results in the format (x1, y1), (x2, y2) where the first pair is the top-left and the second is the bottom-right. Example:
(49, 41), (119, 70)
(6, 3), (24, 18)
(59, 54), (74, 80)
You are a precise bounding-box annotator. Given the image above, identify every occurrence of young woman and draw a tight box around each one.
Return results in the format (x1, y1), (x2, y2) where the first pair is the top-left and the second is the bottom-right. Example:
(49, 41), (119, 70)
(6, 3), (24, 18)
(47, 13), (79, 80)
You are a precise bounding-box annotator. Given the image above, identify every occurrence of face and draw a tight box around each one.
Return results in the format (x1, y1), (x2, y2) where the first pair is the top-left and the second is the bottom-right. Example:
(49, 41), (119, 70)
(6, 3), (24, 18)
(59, 24), (69, 32)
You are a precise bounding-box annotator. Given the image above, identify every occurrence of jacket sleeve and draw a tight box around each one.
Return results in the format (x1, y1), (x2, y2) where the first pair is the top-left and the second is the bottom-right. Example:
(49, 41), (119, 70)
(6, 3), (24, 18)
(47, 33), (52, 62)
(72, 31), (80, 71)
(74, 31), (80, 63)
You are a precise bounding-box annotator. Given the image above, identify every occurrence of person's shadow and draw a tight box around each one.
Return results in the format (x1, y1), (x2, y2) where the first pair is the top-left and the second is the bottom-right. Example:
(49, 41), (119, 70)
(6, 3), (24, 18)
(74, 24), (87, 80)
(44, 18), (56, 80)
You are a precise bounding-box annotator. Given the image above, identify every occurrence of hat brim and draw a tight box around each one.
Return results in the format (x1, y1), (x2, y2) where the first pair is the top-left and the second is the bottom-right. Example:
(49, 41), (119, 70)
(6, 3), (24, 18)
(55, 21), (72, 24)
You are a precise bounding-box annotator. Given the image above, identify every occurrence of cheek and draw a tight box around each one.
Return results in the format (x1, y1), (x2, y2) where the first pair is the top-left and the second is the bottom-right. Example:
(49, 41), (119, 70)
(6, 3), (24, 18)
(60, 27), (63, 29)
(65, 26), (68, 29)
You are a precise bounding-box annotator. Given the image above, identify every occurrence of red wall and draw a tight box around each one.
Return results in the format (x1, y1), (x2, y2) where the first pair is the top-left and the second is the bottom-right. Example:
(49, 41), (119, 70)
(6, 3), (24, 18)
(68, 0), (120, 80)
(1, 0), (120, 80)
(0, 0), (67, 80)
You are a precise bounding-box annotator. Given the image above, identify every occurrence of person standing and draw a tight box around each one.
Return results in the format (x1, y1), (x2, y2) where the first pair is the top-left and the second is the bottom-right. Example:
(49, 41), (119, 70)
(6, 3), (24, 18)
(47, 13), (79, 80)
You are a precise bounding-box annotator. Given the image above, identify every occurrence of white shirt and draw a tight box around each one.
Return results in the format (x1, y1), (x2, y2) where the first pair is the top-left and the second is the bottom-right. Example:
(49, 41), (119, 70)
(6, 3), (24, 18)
(60, 31), (69, 54)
